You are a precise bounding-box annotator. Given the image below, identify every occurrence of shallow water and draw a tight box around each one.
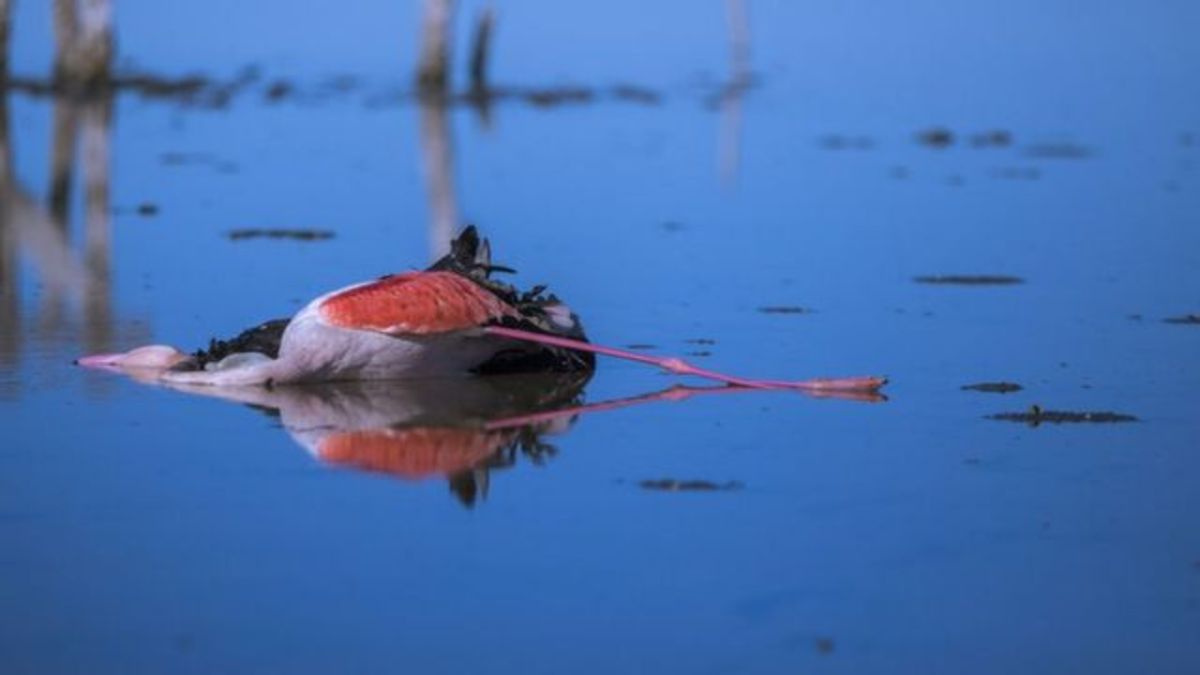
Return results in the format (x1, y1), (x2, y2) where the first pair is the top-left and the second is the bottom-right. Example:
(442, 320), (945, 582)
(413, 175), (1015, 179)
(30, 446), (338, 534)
(2, 2), (1199, 673)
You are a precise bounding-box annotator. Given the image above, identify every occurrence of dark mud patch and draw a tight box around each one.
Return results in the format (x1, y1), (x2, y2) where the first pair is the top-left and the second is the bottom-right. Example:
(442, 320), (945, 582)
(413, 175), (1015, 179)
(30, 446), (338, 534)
(962, 382), (1023, 394)
(758, 306), (813, 315)
(819, 134), (874, 150)
(161, 151), (217, 166)
(815, 637), (836, 655)
(970, 130), (1014, 148)
(160, 152), (239, 173)
(988, 405), (1138, 425)
(319, 75), (360, 94)
(916, 127), (954, 148)
(610, 84), (661, 105)
(370, 83), (667, 110)
(991, 166), (1041, 181)
(1163, 314), (1200, 325)
(522, 86), (595, 107)
(1024, 142), (1093, 160)
(2, 67), (260, 108)
(914, 275), (1024, 286)
(638, 479), (743, 492)
(264, 80), (295, 102)
(227, 228), (335, 242)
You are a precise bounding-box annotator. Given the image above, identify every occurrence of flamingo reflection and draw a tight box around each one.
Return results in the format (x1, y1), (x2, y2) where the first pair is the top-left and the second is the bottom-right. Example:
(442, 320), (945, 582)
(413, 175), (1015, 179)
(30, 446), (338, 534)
(149, 372), (882, 508)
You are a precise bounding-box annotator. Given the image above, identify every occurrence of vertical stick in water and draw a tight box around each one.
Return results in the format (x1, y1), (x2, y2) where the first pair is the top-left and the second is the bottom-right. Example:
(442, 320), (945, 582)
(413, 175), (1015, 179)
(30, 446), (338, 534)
(469, 7), (494, 93)
(0, 0), (11, 83)
(419, 100), (459, 262)
(416, 0), (455, 94)
(467, 6), (495, 128)
(53, 0), (114, 87)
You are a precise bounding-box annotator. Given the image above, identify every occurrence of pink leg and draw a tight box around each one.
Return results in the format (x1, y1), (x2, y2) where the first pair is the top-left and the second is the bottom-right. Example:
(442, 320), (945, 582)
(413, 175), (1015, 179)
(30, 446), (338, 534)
(483, 326), (887, 392)
(485, 382), (884, 432)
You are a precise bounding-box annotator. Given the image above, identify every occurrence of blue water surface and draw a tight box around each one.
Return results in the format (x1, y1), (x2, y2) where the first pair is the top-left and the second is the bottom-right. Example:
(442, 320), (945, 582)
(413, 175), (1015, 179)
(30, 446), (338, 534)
(2, 2), (1199, 673)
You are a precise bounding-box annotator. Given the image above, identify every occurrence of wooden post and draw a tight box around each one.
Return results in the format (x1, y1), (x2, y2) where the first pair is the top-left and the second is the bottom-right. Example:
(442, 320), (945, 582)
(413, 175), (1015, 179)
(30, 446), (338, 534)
(419, 100), (459, 261)
(53, 0), (114, 89)
(0, 0), (11, 82)
(468, 7), (493, 93)
(416, 0), (454, 95)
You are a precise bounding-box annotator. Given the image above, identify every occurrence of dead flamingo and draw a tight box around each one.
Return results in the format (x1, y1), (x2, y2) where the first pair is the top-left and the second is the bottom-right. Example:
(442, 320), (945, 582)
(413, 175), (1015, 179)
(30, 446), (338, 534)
(76, 227), (886, 393)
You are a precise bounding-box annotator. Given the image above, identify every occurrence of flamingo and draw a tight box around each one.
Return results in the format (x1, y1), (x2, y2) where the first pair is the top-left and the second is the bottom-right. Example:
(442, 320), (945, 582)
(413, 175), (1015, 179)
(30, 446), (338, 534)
(76, 226), (886, 393)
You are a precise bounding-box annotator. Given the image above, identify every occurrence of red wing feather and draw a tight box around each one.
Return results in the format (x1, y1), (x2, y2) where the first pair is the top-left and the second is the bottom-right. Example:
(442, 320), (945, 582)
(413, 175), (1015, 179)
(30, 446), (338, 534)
(319, 271), (516, 335)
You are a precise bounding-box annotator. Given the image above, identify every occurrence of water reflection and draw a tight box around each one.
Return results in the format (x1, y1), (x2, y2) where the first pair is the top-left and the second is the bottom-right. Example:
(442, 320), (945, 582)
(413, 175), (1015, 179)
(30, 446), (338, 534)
(169, 372), (592, 507)
(717, 0), (752, 185)
(0, 91), (148, 385)
(145, 371), (882, 507)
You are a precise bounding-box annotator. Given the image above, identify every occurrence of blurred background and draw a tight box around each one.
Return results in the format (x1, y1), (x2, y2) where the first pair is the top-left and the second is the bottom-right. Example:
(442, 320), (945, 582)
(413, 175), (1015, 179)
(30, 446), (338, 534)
(1, 2), (1198, 673)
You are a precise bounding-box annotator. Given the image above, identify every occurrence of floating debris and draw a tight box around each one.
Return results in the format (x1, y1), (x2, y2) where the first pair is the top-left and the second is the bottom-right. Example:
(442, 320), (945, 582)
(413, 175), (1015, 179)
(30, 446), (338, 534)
(135, 203), (159, 217)
(638, 479), (743, 492)
(684, 338), (716, 345)
(988, 405), (1138, 425)
(758, 306), (813, 314)
(815, 637), (836, 655)
(227, 229), (335, 242)
(962, 382), (1023, 394)
(916, 127), (954, 148)
(1163, 314), (1200, 325)
(624, 344), (657, 351)
(686, 351), (712, 358)
(914, 275), (1024, 286)
(1024, 143), (1093, 159)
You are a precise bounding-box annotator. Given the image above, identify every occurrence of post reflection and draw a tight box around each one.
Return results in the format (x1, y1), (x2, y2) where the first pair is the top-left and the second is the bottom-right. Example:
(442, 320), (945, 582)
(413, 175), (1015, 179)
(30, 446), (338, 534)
(718, 0), (752, 185)
(0, 90), (146, 388)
